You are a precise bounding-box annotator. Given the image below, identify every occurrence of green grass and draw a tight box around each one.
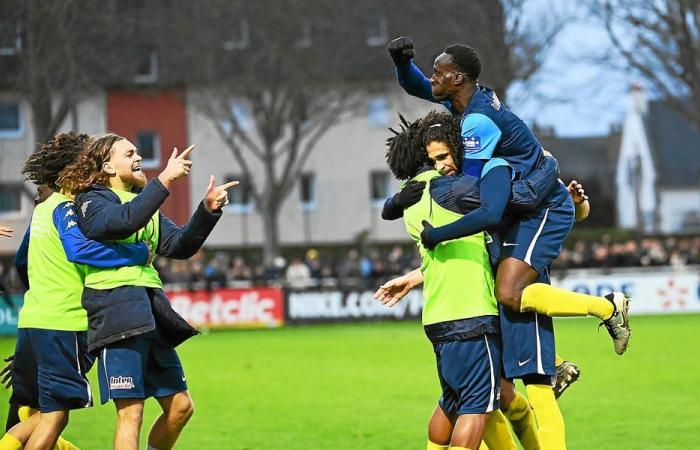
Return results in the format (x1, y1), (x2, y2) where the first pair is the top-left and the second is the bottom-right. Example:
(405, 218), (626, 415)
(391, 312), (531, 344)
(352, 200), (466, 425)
(1, 314), (698, 449)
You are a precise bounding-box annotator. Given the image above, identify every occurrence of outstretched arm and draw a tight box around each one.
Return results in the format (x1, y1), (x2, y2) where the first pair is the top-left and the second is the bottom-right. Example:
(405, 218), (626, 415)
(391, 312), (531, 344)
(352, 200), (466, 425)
(388, 36), (450, 107)
(54, 202), (150, 268)
(421, 164), (511, 249)
(157, 176), (235, 259)
(374, 268), (424, 307)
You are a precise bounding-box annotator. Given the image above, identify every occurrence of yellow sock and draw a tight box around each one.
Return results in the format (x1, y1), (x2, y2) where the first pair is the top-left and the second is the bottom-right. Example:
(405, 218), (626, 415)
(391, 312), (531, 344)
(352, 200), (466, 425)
(17, 406), (36, 421)
(448, 447), (471, 450)
(526, 384), (566, 450)
(501, 391), (539, 450)
(55, 437), (80, 450)
(0, 434), (23, 450)
(427, 441), (448, 450)
(478, 443), (490, 450)
(521, 283), (614, 320)
(555, 355), (564, 366)
(482, 410), (515, 450)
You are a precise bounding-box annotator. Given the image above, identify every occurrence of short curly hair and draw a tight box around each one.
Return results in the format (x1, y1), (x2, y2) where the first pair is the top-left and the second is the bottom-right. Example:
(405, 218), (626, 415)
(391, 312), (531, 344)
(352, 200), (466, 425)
(21, 132), (91, 190)
(420, 111), (463, 172)
(444, 44), (481, 81)
(57, 133), (124, 194)
(385, 114), (430, 181)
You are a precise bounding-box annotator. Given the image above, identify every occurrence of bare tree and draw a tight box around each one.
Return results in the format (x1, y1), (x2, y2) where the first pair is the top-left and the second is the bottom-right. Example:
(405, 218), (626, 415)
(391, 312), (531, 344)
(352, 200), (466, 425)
(172, 0), (564, 264)
(593, 0), (700, 127)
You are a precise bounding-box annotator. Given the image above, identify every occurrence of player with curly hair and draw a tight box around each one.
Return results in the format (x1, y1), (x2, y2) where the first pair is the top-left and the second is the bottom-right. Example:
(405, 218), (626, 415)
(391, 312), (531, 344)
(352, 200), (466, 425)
(0, 132), (151, 450)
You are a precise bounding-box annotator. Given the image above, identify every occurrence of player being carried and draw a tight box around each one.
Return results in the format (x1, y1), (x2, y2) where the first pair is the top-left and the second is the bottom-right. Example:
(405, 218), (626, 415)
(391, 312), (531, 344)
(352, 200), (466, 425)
(383, 35), (630, 450)
(58, 135), (236, 450)
(377, 112), (589, 450)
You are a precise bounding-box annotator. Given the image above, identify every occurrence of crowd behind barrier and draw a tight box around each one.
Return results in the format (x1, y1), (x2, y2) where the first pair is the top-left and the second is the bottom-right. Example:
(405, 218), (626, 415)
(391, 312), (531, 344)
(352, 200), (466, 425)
(2, 235), (700, 295)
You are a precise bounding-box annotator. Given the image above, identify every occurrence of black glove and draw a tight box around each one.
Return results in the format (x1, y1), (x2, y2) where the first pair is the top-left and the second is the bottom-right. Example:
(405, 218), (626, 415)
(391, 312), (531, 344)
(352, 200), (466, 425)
(420, 220), (437, 250)
(388, 36), (415, 66)
(393, 180), (425, 209)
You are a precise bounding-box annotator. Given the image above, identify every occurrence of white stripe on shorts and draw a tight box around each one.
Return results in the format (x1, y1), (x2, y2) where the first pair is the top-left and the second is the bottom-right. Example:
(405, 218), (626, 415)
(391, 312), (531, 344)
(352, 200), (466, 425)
(102, 348), (110, 402)
(484, 334), (496, 412)
(535, 313), (544, 374)
(524, 208), (550, 266)
(74, 333), (92, 407)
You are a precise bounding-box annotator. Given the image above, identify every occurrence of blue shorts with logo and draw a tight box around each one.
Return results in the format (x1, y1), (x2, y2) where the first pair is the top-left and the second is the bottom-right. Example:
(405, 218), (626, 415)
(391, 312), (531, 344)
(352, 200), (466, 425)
(12, 329), (95, 413)
(97, 329), (187, 404)
(434, 333), (501, 415)
(501, 183), (575, 275)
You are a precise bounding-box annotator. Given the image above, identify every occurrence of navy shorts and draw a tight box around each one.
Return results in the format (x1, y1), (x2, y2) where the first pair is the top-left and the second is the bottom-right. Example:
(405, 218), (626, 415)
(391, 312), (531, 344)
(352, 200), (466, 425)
(500, 301), (556, 380)
(97, 329), (187, 404)
(12, 329), (94, 413)
(435, 333), (501, 415)
(501, 183), (575, 275)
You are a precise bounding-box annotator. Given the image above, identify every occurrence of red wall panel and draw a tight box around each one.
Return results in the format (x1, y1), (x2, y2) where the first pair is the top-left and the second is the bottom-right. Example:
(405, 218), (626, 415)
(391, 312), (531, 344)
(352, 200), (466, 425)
(106, 90), (190, 224)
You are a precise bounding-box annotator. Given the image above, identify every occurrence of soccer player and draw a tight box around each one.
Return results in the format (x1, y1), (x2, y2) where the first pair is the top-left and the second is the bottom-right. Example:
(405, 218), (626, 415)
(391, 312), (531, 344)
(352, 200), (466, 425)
(58, 134), (235, 450)
(386, 37), (630, 449)
(378, 112), (589, 449)
(0, 132), (152, 450)
(383, 113), (509, 450)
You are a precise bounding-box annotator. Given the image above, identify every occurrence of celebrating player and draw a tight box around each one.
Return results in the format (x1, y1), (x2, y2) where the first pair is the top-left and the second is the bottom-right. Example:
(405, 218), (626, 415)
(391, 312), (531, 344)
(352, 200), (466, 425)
(386, 37), (631, 449)
(0, 132), (152, 450)
(58, 134), (236, 450)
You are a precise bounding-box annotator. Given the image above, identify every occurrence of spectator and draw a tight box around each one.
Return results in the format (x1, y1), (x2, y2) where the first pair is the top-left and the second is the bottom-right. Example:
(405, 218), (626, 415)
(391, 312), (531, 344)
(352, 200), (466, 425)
(285, 258), (312, 289)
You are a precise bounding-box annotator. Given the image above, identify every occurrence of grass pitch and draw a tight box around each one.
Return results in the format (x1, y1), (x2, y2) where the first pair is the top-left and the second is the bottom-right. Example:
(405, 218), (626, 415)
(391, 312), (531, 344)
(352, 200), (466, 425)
(1, 314), (698, 449)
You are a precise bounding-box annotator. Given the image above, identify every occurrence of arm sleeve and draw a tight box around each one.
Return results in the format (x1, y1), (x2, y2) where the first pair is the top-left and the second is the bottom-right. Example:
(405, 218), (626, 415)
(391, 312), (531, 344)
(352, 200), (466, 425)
(54, 202), (149, 268)
(14, 226), (30, 290)
(428, 165), (512, 244)
(381, 195), (404, 220)
(156, 202), (222, 259)
(76, 178), (170, 241)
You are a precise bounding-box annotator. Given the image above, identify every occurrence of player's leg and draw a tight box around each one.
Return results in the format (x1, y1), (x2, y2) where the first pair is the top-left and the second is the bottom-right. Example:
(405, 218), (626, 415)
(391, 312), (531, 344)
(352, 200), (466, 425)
(427, 405), (455, 449)
(145, 331), (191, 450)
(25, 330), (93, 450)
(148, 391), (194, 450)
(500, 193), (630, 354)
(98, 334), (151, 450)
(114, 399), (144, 450)
(23, 410), (68, 450)
(481, 409), (515, 450)
(523, 375), (566, 450)
(499, 378), (539, 450)
(450, 413), (490, 449)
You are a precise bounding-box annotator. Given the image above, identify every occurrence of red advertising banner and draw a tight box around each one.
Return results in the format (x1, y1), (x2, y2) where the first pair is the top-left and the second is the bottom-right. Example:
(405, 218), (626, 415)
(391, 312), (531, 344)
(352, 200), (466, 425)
(166, 288), (285, 329)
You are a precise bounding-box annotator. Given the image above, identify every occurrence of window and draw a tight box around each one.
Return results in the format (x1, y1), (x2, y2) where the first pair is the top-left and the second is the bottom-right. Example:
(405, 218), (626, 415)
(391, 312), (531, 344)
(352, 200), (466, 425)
(0, 102), (21, 137)
(295, 21), (312, 48)
(134, 50), (158, 84)
(224, 174), (253, 213)
(299, 172), (316, 210)
(366, 12), (388, 47)
(370, 171), (391, 204)
(223, 19), (250, 50)
(0, 185), (22, 215)
(135, 131), (161, 169)
(367, 96), (389, 127)
(0, 23), (21, 56)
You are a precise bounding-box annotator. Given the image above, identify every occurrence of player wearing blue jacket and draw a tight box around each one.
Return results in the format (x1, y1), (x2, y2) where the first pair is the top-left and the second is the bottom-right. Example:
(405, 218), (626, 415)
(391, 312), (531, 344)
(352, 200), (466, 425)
(387, 37), (631, 450)
(1, 133), (149, 450)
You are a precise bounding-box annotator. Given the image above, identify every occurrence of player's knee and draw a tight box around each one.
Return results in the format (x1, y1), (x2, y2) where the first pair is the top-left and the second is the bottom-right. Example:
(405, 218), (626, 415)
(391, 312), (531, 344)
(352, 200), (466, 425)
(116, 400), (144, 424)
(170, 394), (195, 425)
(495, 284), (522, 312)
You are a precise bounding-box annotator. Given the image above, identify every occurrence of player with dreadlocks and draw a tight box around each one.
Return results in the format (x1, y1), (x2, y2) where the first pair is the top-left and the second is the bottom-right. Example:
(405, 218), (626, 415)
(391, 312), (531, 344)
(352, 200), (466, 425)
(382, 111), (512, 450)
(0, 132), (151, 450)
(377, 112), (591, 449)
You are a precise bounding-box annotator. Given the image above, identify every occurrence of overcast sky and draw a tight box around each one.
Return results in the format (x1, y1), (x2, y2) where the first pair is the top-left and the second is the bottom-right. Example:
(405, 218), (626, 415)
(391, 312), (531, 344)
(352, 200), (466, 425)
(506, 2), (638, 137)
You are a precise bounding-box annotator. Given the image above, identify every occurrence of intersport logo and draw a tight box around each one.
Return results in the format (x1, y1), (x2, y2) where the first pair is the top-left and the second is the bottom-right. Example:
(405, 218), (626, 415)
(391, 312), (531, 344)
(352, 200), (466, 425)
(168, 288), (285, 328)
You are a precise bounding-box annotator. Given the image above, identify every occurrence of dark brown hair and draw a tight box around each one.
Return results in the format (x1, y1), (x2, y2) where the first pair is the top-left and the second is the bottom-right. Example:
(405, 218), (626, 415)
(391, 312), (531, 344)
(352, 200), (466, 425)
(57, 133), (124, 194)
(22, 131), (91, 190)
